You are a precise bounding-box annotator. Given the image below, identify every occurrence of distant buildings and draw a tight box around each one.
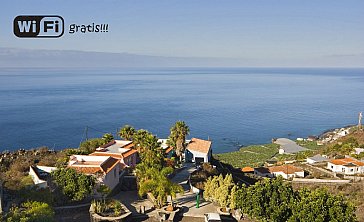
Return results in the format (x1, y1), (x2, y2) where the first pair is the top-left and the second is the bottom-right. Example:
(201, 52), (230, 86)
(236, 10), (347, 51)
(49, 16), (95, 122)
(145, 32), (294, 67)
(185, 138), (212, 164)
(254, 165), (304, 179)
(327, 158), (364, 175)
(68, 155), (121, 190)
(306, 154), (329, 164)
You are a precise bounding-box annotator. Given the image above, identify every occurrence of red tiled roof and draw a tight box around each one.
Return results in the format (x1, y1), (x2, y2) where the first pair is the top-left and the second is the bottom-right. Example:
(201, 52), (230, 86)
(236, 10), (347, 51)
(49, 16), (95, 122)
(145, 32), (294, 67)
(100, 157), (119, 173)
(269, 165), (304, 174)
(187, 138), (212, 154)
(69, 157), (119, 174)
(241, 166), (254, 172)
(100, 140), (116, 148)
(89, 152), (121, 159)
(122, 149), (138, 158)
(165, 147), (173, 154)
(330, 158), (364, 167)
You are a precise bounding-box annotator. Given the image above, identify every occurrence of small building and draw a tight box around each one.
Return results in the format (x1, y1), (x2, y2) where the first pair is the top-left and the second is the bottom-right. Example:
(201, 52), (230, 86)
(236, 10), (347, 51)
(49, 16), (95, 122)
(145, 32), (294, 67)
(307, 135), (318, 142)
(68, 155), (121, 190)
(327, 158), (364, 175)
(353, 148), (364, 155)
(241, 166), (254, 173)
(185, 138), (212, 164)
(254, 165), (304, 179)
(29, 166), (57, 189)
(269, 165), (305, 179)
(90, 140), (138, 168)
(254, 167), (272, 177)
(306, 154), (329, 164)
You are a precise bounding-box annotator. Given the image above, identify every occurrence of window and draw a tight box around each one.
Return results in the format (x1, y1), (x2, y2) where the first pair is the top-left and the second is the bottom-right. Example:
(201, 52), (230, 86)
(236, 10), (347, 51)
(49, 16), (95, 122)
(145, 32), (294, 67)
(350, 169), (354, 172)
(342, 168), (345, 172)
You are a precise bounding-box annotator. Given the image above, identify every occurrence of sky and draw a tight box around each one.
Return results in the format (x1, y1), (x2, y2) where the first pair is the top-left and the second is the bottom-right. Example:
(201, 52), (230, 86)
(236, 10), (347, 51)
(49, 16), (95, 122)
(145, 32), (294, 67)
(1, 0), (364, 67)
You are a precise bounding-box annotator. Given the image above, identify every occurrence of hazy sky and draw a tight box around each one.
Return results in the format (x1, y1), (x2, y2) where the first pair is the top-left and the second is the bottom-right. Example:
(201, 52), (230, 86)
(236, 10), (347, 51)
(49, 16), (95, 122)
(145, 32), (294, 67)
(1, 0), (364, 67)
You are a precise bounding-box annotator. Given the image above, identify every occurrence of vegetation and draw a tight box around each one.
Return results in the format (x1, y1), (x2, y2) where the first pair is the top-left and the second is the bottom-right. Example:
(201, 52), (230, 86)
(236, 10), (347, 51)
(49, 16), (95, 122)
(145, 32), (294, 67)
(138, 167), (183, 208)
(79, 138), (105, 154)
(204, 174), (236, 208)
(51, 168), (95, 201)
(102, 133), (114, 144)
(129, 124), (184, 208)
(6, 201), (54, 222)
(214, 143), (279, 168)
(190, 162), (218, 190)
(169, 121), (190, 161)
(204, 176), (357, 222)
(118, 125), (136, 140)
(324, 137), (362, 157)
(91, 199), (125, 217)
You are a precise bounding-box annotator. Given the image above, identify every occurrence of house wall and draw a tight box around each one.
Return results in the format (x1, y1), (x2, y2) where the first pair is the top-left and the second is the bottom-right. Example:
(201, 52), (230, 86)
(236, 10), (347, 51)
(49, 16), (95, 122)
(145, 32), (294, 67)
(188, 150), (209, 163)
(102, 164), (120, 190)
(124, 153), (137, 168)
(254, 170), (273, 178)
(307, 158), (316, 164)
(294, 171), (305, 178)
(328, 163), (364, 175)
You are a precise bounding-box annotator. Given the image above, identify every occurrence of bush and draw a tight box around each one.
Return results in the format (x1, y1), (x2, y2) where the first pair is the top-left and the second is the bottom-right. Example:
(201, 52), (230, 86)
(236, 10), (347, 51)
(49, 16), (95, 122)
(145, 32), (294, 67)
(51, 168), (95, 201)
(6, 201), (54, 222)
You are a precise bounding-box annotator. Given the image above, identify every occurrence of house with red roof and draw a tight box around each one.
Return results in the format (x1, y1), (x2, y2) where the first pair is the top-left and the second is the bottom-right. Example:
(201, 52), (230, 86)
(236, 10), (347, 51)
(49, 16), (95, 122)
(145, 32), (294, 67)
(185, 138), (212, 164)
(254, 165), (304, 179)
(68, 155), (121, 190)
(327, 157), (364, 175)
(89, 140), (139, 168)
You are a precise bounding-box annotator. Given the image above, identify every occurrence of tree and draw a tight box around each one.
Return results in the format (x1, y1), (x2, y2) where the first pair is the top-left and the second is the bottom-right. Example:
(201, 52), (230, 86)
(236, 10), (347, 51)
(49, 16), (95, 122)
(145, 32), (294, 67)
(289, 188), (357, 222)
(118, 125), (136, 140)
(102, 133), (114, 144)
(79, 138), (105, 154)
(51, 168), (95, 201)
(169, 121), (190, 161)
(138, 167), (183, 208)
(203, 174), (236, 208)
(6, 201), (54, 222)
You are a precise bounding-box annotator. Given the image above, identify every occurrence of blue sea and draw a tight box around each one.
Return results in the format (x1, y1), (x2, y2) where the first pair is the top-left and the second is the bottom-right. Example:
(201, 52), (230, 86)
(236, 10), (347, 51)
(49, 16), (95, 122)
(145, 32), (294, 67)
(0, 67), (363, 153)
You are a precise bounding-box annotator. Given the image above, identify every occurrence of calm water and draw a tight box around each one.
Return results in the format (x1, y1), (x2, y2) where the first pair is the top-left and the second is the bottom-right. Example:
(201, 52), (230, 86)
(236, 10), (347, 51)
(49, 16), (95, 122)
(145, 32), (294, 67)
(0, 67), (363, 153)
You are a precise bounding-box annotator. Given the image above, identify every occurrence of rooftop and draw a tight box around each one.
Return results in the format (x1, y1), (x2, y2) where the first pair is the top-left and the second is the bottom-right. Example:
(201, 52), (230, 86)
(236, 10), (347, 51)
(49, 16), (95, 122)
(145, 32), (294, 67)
(269, 165), (304, 174)
(187, 138), (212, 154)
(330, 158), (364, 167)
(307, 154), (329, 162)
(68, 155), (119, 174)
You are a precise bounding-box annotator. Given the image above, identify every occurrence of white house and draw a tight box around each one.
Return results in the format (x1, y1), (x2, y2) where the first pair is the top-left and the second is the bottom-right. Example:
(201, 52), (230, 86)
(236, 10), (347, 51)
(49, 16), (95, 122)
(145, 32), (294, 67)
(254, 165), (304, 179)
(306, 154), (329, 164)
(90, 140), (139, 168)
(327, 158), (364, 175)
(29, 166), (57, 189)
(68, 155), (120, 190)
(185, 138), (212, 164)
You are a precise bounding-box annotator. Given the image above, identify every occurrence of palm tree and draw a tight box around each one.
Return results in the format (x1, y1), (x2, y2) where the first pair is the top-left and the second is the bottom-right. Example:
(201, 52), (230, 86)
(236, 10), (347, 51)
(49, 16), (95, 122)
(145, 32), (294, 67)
(169, 121), (190, 161)
(118, 125), (136, 140)
(102, 133), (114, 144)
(138, 167), (183, 208)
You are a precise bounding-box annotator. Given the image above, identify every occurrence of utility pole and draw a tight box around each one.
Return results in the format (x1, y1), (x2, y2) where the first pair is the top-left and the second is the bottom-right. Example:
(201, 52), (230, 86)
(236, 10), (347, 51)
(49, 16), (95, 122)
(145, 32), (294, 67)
(85, 126), (89, 141)
(359, 112), (362, 130)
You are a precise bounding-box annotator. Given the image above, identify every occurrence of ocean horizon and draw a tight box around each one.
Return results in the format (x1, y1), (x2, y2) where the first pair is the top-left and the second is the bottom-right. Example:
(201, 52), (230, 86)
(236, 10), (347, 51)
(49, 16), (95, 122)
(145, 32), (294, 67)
(0, 67), (363, 153)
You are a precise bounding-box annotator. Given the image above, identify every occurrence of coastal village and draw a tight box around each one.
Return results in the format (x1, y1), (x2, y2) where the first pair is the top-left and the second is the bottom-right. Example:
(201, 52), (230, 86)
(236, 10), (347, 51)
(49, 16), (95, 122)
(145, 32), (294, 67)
(0, 116), (364, 222)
